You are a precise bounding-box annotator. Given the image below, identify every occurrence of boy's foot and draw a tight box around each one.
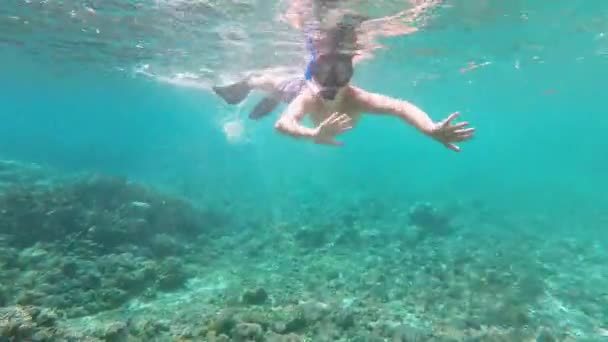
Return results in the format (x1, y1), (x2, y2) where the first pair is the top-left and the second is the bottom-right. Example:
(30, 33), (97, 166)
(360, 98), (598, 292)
(212, 80), (251, 105)
(249, 96), (280, 120)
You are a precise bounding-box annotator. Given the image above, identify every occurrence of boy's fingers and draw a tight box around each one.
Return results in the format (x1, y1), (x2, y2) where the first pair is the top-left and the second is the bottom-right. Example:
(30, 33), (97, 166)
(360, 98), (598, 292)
(452, 134), (472, 142)
(454, 128), (475, 135)
(322, 113), (335, 123)
(457, 133), (473, 140)
(339, 125), (354, 133)
(334, 113), (349, 124)
(459, 132), (474, 138)
(445, 111), (460, 125)
(324, 112), (341, 125)
(338, 116), (352, 125)
(327, 113), (341, 125)
(328, 114), (351, 128)
(339, 119), (352, 127)
(450, 122), (469, 130)
(446, 143), (460, 152)
(336, 113), (350, 123)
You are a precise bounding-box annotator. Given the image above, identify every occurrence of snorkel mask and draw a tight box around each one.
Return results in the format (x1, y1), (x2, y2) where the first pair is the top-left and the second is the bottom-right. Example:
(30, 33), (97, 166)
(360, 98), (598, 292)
(304, 10), (360, 100)
(309, 53), (354, 100)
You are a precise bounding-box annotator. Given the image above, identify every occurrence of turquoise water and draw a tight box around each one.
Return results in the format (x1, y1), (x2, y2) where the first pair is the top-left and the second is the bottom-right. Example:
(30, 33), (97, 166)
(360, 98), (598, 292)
(1, 0), (608, 340)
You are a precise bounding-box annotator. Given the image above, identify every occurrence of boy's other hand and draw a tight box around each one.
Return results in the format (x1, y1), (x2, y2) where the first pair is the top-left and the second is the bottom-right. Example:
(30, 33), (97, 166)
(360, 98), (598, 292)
(314, 112), (353, 146)
(430, 112), (475, 152)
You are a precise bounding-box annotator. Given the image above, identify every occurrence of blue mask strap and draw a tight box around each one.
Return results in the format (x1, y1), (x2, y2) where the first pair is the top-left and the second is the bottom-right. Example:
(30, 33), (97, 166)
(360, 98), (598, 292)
(304, 27), (316, 81)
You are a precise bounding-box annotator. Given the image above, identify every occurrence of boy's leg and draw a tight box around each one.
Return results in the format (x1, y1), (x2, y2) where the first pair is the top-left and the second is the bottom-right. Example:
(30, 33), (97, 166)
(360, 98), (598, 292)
(247, 74), (284, 94)
(212, 74), (284, 105)
(249, 77), (306, 120)
(249, 97), (281, 120)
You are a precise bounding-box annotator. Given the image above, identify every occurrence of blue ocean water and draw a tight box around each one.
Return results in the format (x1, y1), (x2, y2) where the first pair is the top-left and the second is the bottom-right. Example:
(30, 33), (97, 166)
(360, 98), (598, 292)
(3, 2), (606, 221)
(1, 0), (608, 340)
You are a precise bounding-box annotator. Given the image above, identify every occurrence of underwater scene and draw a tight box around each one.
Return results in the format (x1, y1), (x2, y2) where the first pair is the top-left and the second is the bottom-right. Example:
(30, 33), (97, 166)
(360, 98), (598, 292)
(1, 0), (608, 341)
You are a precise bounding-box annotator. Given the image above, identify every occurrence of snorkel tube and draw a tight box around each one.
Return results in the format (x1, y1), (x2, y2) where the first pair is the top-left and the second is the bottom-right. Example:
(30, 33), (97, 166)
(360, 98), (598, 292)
(304, 27), (341, 100)
(305, 27), (337, 100)
(304, 28), (316, 81)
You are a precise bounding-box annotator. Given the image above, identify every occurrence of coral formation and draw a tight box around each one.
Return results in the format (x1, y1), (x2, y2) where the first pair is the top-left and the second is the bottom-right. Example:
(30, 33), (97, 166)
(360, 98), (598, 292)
(408, 201), (453, 235)
(0, 160), (606, 341)
(0, 162), (228, 320)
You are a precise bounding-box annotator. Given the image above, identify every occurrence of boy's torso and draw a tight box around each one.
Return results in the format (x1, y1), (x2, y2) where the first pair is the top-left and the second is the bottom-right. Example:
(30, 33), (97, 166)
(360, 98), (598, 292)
(305, 85), (363, 126)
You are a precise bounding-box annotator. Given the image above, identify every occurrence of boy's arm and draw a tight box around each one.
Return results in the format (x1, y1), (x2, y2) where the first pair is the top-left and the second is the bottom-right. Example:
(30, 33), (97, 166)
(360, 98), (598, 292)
(274, 93), (318, 140)
(275, 93), (352, 146)
(352, 87), (474, 151)
(353, 88), (436, 135)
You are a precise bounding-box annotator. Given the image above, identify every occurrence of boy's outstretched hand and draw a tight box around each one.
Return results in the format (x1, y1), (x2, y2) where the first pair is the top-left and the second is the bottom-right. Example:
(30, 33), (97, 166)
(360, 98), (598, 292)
(429, 112), (475, 152)
(314, 112), (353, 146)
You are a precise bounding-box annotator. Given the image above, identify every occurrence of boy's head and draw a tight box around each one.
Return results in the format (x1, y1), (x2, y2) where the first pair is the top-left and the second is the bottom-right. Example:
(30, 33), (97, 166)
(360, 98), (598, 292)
(309, 52), (353, 100)
(309, 10), (362, 100)
(316, 9), (364, 54)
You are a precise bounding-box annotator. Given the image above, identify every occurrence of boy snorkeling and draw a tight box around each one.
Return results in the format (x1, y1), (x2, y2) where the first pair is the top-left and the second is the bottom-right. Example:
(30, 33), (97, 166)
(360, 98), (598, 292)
(273, 30), (475, 152)
(213, 7), (474, 152)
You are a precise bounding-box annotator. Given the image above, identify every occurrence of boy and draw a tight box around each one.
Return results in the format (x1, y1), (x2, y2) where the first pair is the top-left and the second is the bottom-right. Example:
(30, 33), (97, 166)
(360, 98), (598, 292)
(273, 37), (474, 152)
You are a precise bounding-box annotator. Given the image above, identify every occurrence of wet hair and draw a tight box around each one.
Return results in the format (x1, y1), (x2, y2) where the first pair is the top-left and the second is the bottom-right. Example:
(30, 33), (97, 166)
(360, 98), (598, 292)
(316, 10), (366, 55)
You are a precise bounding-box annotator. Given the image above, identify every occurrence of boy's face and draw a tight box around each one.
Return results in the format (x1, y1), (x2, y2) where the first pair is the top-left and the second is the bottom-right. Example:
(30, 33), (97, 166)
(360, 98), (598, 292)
(310, 52), (354, 100)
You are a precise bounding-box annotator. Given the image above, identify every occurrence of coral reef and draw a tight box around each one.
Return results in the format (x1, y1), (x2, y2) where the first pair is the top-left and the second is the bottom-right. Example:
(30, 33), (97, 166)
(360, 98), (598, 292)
(0, 173), (213, 248)
(0, 305), (73, 341)
(408, 201), (453, 236)
(0, 161), (229, 320)
(0, 160), (606, 341)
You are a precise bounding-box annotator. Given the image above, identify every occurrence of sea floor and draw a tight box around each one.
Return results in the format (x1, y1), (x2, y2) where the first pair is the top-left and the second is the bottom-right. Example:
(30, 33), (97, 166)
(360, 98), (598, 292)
(0, 160), (607, 342)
